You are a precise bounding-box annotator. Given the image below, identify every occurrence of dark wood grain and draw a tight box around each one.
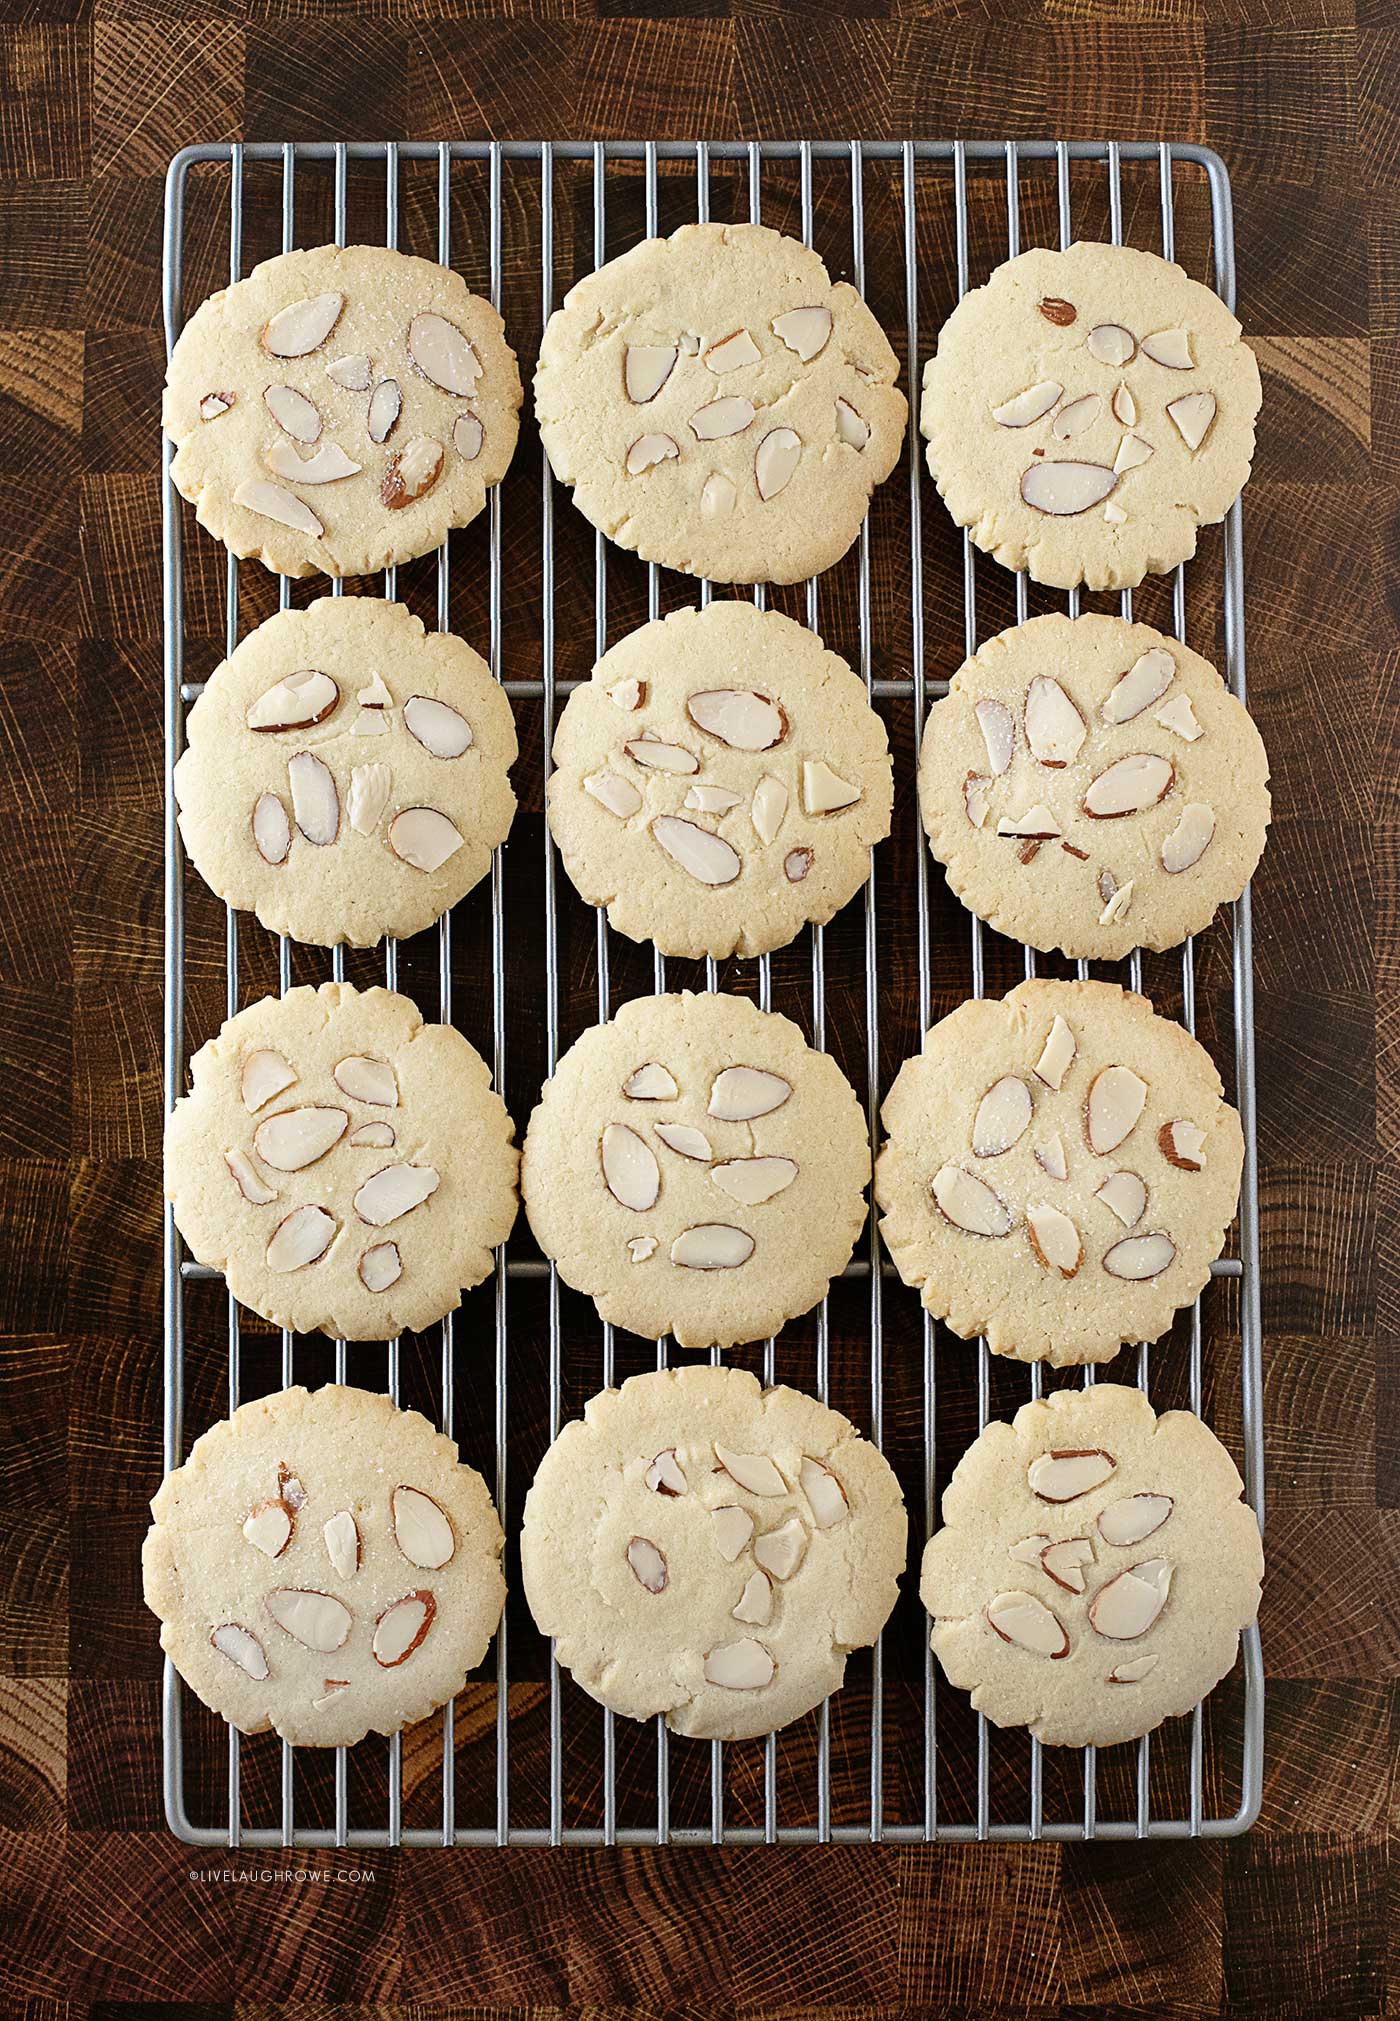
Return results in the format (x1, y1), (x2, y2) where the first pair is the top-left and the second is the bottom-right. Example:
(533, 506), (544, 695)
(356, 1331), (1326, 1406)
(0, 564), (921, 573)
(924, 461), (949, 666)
(0, 4), (1391, 2016)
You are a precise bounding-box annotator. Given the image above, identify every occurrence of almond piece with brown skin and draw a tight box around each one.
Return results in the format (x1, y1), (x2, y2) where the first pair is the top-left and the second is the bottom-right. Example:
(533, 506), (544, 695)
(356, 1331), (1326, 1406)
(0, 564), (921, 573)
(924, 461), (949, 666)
(225, 1148), (278, 1205)
(262, 292), (344, 358)
(1088, 1558), (1173, 1638)
(241, 1048), (296, 1113)
(265, 1205), (337, 1272)
(1102, 648), (1174, 725)
(367, 378), (402, 444)
(625, 736), (698, 774)
(996, 803), (1061, 840)
(626, 433), (679, 474)
(243, 1498), (294, 1558)
(1035, 1131), (1068, 1182)
(1108, 1653), (1161, 1684)
(1159, 1119), (1206, 1170)
(253, 1105), (349, 1172)
(627, 1536), (669, 1593)
(686, 689), (786, 750)
(265, 1587), (352, 1652)
(1082, 753), (1174, 820)
(708, 1065), (791, 1121)
(248, 669), (340, 733)
(802, 759), (861, 814)
(352, 1162), (440, 1226)
(1161, 803), (1215, 873)
(964, 774), (991, 828)
(252, 793), (292, 865)
(287, 751), (339, 845)
(1024, 677), (1086, 767)
(1027, 1449), (1116, 1501)
(784, 848), (813, 882)
(1026, 1200), (1082, 1279)
(754, 427), (801, 499)
(1094, 1170), (1147, 1227)
(974, 698), (1014, 775)
(392, 1485), (455, 1569)
(408, 312), (480, 394)
(600, 1123), (660, 1211)
(1034, 1014), (1077, 1091)
(655, 1122), (711, 1162)
(1037, 297), (1077, 328)
(992, 381), (1061, 428)
(1040, 1537), (1094, 1593)
(200, 391), (235, 420)
(624, 344), (677, 402)
(404, 694), (472, 759)
(1087, 323), (1135, 365)
(1141, 328), (1193, 369)
(771, 306), (832, 360)
(714, 1444), (786, 1496)
(233, 479), (325, 537)
(1102, 1231), (1177, 1280)
(1113, 433), (1155, 474)
(453, 411), (484, 461)
(646, 1449), (687, 1496)
(387, 807), (464, 873)
(333, 1054), (397, 1106)
(1086, 1064), (1149, 1155)
(623, 1062), (678, 1101)
(700, 470), (736, 517)
(650, 816), (743, 887)
(986, 1590), (1069, 1657)
(704, 1640), (776, 1689)
(932, 1163), (1013, 1238)
(972, 1075), (1033, 1157)
(381, 437), (444, 510)
(1167, 390), (1217, 450)
(711, 1505), (754, 1560)
(705, 329), (761, 374)
(1098, 1495), (1173, 1547)
(211, 1623), (270, 1678)
(800, 1456), (849, 1528)
(671, 1224), (755, 1270)
(1021, 459), (1119, 515)
(348, 1122), (394, 1148)
(323, 1509), (361, 1579)
(372, 1590), (435, 1666)
(1052, 393), (1103, 440)
(263, 384), (323, 443)
(358, 1241), (401, 1293)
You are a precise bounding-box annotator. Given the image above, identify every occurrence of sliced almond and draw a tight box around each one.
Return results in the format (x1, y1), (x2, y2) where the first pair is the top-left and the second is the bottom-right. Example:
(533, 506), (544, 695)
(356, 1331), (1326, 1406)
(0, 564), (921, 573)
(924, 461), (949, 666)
(1087, 323), (1136, 367)
(687, 688), (786, 750)
(1155, 693), (1203, 742)
(233, 479), (324, 537)
(646, 1449), (687, 1496)
(690, 395), (754, 441)
(754, 1516), (807, 1580)
(972, 1075), (1033, 1157)
(263, 440), (361, 486)
(277, 1465), (307, 1511)
(404, 693), (472, 759)
(358, 1240), (402, 1293)
(974, 698), (1015, 776)
(1167, 390), (1217, 451)
(408, 311), (480, 394)
(651, 815), (742, 887)
(628, 1235), (657, 1263)
(996, 803), (1061, 839)
(708, 1065), (791, 1122)
(1034, 1132), (1068, 1182)
(1112, 432), (1155, 475)
(710, 1156), (798, 1205)
(352, 1162), (440, 1226)
(1161, 802), (1215, 874)
(248, 668), (340, 734)
(1103, 1231), (1176, 1280)
(326, 352), (372, 391)
(626, 433), (679, 474)
(252, 792), (292, 866)
(241, 1049), (296, 1113)
(800, 1456), (849, 1528)
(263, 383), (323, 443)
(1009, 1533), (1052, 1565)
(1104, 501), (1128, 525)
(772, 306), (832, 360)
(1095, 1170), (1147, 1227)
(623, 1062), (678, 1101)
(671, 1224), (754, 1270)
(985, 1590), (1069, 1658)
(686, 784), (742, 814)
(1141, 328), (1193, 369)
(1062, 841), (1089, 861)
(1086, 1064), (1149, 1154)
(1026, 1200), (1082, 1279)
(392, 1485), (455, 1569)
(732, 1568), (773, 1624)
(323, 1510), (361, 1579)
(712, 1505), (754, 1560)
(333, 1054), (397, 1106)
(347, 763), (391, 836)
(1083, 752), (1174, 819)
(1034, 1015), (1077, 1091)
(264, 1204), (335, 1269)
(262, 292), (344, 358)
(992, 380), (1061, 427)
(1028, 1449), (1116, 1502)
(705, 328), (761, 374)
(1099, 877), (1134, 926)
(243, 1498), (293, 1558)
(1088, 1558), (1172, 1639)
(372, 1590), (435, 1666)
(349, 1122), (394, 1148)
(701, 470), (736, 518)
(199, 391), (234, 420)
(625, 736), (699, 774)
(624, 343), (677, 403)
(1098, 1495), (1173, 1547)
(964, 774), (991, 828)
(655, 1122), (711, 1162)
(750, 775), (788, 845)
(785, 847), (813, 881)
(755, 427), (801, 499)
(608, 678), (647, 712)
(211, 1623), (269, 1679)
(387, 806), (464, 873)
(626, 1535), (668, 1594)
(253, 1105), (349, 1172)
(601, 1122), (660, 1212)
(265, 1587), (352, 1651)
(225, 1147), (278, 1205)
(1103, 647), (1174, 724)
(1108, 1653), (1161, 1684)
(381, 436), (444, 509)
(932, 1163), (1013, 1238)
(835, 397), (870, 449)
(585, 771), (643, 819)
(1021, 461), (1117, 515)
(367, 377), (402, 444)
(1111, 380), (1137, 427)
(802, 759), (861, 814)
(1040, 1536), (1094, 1594)
(714, 1444), (786, 1495)
(704, 1639), (776, 1689)
(1024, 677), (1086, 767)
(453, 411), (484, 461)
(1159, 1119), (1207, 1170)
(287, 750), (339, 845)
(1052, 392), (1103, 441)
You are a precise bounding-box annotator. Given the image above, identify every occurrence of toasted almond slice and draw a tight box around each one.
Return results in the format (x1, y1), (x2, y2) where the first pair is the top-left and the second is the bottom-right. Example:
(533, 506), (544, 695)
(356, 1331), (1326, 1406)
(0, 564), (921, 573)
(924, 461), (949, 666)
(242, 1049), (296, 1113)
(585, 771), (643, 819)
(1087, 323), (1136, 367)
(1161, 802), (1215, 873)
(932, 1163), (1013, 1238)
(1035, 1131), (1068, 1181)
(1103, 647), (1174, 724)
(264, 445), (361, 497)
(1025, 676), (1086, 767)
(626, 432), (679, 474)
(687, 688), (786, 750)
(655, 1122), (711, 1162)
(211, 1622), (269, 1678)
(372, 1590), (435, 1666)
(802, 759), (861, 814)
(265, 1587), (352, 1651)
(712, 1505), (755, 1560)
(1108, 1653), (1161, 1684)
(784, 847), (813, 882)
(393, 1485), (455, 1569)
(248, 668), (339, 733)
(288, 750), (339, 845)
(387, 806), (464, 873)
(671, 1224), (755, 1270)
(1033, 1015), (1076, 1091)
(1026, 1200), (1082, 1279)
(352, 1162), (440, 1226)
(1028, 1449), (1116, 1501)
(623, 1062), (679, 1101)
(348, 1122), (394, 1149)
(704, 1639), (776, 1689)
(651, 815), (742, 886)
(601, 1122), (660, 1211)
(1041, 1536), (1094, 1594)
(1052, 392), (1103, 441)
(708, 1065), (791, 1121)
(333, 1054), (397, 1106)
(1112, 432), (1155, 474)
(358, 1241), (402, 1292)
(323, 1509), (361, 1578)
(367, 378), (402, 444)
(646, 1449), (688, 1496)
(714, 1445), (786, 1495)
(964, 773), (991, 828)
(1098, 1494), (1173, 1547)
(1021, 461), (1117, 515)
(992, 380), (1061, 427)
(972, 1075), (1033, 1157)
(200, 391), (234, 420)
(347, 762), (391, 837)
(1094, 1170), (1147, 1227)
(262, 292), (344, 357)
(800, 1456), (849, 1528)
(835, 397), (870, 448)
(1086, 1065), (1149, 1155)
(243, 1498), (293, 1558)
(608, 678), (646, 712)
(1159, 1119), (1207, 1170)
(1111, 380), (1137, 427)
(755, 427), (801, 499)
(753, 1516), (807, 1580)
(690, 395), (755, 441)
(1167, 391), (1217, 450)
(408, 311), (480, 394)
(627, 1535), (669, 1594)
(625, 736), (699, 774)
(254, 1105), (349, 1172)
(1082, 753), (1174, 819)
(624, 343), (678, 402)
(1102, 1231), (1176, 1280)
(732, 1568), (773, 1624)
(1155, 693), (1203, 742)
(404, 693), (472, 759)
(327, 352), (372, 391)
(1088, 1558), (1173, 1638)
(233, 479), (324, 537)
(453, 411), (484, 461)
(700, 470), (737, 517)
(381, 436), (444, 509)
(1141, 327), (1193, 369)
(710, 1155), (798, 1206)
(226, 1147), (278, 1205)
(996, 803), (1061, 839)
(358, 670), (393, 708)
(771, 306), (832, 360)
(705, 328), (761, 374)
(264, 1196), (335, 1277)
(252, 792), (292, 866)
(985, 1590), (1069, 1658)
(974, 698), (1015, 775)
(263, 383), (323, 443)
(686, 784), (743, 814)
(750, 775), (787, 845)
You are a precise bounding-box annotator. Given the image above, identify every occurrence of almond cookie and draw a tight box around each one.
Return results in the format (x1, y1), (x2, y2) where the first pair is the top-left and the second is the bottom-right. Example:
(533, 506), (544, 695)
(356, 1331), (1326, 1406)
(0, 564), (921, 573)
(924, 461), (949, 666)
(876, 979), (1243, 1366)
(164, 244), (521, 579)
(922, 1383), (1262, 1747)
(144, 1384), (505, 1747)
(166, 982), (518, 1340)
(535, 221), (907, 585)
(521, 991), (870, 1353)
(548, 601), (892, 960)
(175, 596), (517, 948)
(920, 612), (1270, 960)
(521, 1364), (906, 1741)
(921, 241), (1261, 591)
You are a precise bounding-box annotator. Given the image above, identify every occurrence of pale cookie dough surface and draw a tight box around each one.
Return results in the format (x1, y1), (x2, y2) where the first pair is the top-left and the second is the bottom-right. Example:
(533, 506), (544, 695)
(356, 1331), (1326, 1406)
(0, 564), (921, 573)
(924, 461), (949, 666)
(176, 596), (517, 948)
(143, 1384), (505, 1747)
(522, 1364), (907, 1741)
(535, 222), (907, 585)
(165, 983), (518, 1340)
(876, 979), (1243, 1366)
(165, 244), (521, 579)
(921, 241), (1261, 591)
(920, 612), (1270, 960)
(521, 992), (870, 1352)
(922, 1383), (1262, 1747)
(548, 601), (892, 959)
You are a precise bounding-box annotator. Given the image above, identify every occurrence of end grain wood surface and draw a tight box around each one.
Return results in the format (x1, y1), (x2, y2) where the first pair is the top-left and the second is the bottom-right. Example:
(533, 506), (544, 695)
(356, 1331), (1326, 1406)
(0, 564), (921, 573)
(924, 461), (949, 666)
(0, 4), (1393, 2016)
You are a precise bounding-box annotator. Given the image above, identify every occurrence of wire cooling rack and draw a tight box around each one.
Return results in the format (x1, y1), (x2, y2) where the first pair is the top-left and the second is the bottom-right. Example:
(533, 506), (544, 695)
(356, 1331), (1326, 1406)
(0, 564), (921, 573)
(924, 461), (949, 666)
(161, 138), (1264, 1847)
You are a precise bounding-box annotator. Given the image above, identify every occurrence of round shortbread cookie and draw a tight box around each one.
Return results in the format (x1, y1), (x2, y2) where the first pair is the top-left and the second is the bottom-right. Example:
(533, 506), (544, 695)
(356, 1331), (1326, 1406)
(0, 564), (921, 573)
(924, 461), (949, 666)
(875, 979), (1243, 1366)
(535, 221), (907, 584)
(919, 612), (1270, 960)
(165, 982), (518, 1341)
(143, 1384), (506, 1747)
(521, 1364), (907, 1741)
(164, 243), (521, 579)
(920, 241), (1261, 591)
(921, 1382), (1262, 1748)
(521, 992), (870, 1353)
(175, 596), (517, 948)
(547, 601), (893, 960)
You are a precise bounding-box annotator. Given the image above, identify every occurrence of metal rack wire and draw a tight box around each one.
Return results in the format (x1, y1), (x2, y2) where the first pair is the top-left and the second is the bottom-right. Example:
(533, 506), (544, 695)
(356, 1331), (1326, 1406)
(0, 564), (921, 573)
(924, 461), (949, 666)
(162, 138), (1264, 1847)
